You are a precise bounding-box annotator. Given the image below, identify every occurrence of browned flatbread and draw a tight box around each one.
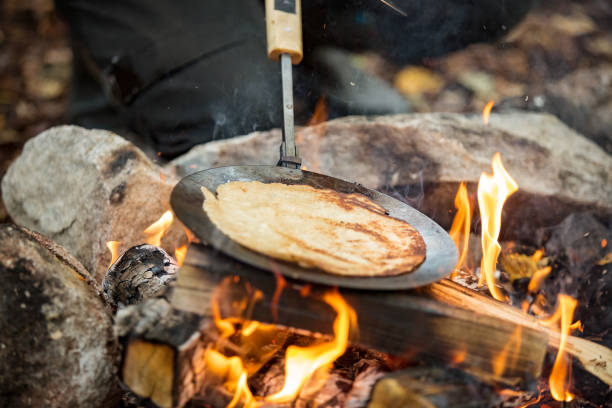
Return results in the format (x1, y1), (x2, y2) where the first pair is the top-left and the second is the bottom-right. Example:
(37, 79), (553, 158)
(201, 181), (426, 276)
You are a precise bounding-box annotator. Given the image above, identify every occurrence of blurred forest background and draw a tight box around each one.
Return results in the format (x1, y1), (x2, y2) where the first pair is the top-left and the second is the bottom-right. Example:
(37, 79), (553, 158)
(1, 0), (611, 223)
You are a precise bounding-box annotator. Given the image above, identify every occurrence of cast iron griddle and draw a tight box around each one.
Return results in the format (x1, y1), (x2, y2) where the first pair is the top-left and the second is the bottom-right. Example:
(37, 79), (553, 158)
(171, 165), (458, 290)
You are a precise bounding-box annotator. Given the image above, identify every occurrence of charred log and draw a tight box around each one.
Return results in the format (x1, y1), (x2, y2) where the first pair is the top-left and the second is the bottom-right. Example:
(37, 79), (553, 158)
(188, 337), (387, 408)
(103, 244), (178, 309)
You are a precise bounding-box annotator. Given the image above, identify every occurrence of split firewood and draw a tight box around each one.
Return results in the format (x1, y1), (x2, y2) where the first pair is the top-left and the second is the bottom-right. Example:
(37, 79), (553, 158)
(421, 279), (612, 386)
(115, 298), (210, 408)
(103, 244), (178, 309)
(0, 224), (121, 407)
(172, 244), (548, 387)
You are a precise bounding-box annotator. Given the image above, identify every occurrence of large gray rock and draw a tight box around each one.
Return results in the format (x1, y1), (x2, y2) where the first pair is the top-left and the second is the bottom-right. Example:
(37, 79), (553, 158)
(171, 113), (612, 241)
(0, 224), (120, 407)
(2, 126), (187, 282)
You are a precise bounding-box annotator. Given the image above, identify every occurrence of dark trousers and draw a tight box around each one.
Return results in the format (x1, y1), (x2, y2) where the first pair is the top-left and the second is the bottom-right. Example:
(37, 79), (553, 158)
(56, 0), (533, 157)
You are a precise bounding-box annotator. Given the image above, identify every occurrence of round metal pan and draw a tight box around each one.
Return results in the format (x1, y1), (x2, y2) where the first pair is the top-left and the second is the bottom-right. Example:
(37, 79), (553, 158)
(171, 165), (457, 290)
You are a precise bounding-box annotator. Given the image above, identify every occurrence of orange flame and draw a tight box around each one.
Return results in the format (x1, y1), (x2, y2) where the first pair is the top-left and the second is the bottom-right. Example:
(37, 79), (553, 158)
(483, 100), (495, 125)
(183, 226), (197, 244)
(449, 182), (472, 276)
(204, 349), (257, 408)
(240, 321), (261, 337)
(549, 294), (577, 402)
(538, 298), (582, 333)
(478, 153), (518, 301)
(451, 347), (467, 365)
(307, 96), (328, 126)
(602, 238), (608, 248)
(211, 279), (237, 339)
(528, 267), (551, 293)
(174, 245), (188, 267)
(295, 95), (328, 172)
(144, 210), (174, 247)
(271, 272), (286, 322)
(265, 290), (353, 403)
(492, 325), (522, 378)
(106, 240), (121, 268)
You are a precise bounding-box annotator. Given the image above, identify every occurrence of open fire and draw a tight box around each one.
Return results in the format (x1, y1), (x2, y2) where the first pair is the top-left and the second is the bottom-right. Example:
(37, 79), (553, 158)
(202, 275), (355, 407)
(99, 149), (595, 407)
(445, 151), (588, 404)
(478, 152), (519, 302)
(3, 1), (610, 406)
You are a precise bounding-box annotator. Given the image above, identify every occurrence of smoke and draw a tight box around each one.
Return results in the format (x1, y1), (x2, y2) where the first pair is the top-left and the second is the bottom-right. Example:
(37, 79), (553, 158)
(386, 170), (426, 211)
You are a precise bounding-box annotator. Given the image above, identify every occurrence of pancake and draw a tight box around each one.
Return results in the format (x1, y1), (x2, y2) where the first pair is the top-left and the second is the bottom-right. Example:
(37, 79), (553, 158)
(201, 181), (426, 276)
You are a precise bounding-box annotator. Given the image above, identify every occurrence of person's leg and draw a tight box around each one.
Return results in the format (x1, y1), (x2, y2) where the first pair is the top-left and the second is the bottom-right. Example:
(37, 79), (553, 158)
(56, 0), (535, 157)
(127, 38), (283, 157)
(56, 0), (282, 158)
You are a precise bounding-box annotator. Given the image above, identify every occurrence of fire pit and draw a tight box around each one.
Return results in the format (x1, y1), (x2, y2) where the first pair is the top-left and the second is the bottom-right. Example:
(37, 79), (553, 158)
(1, 107), (610, 407)
(1, 1), (611, 407)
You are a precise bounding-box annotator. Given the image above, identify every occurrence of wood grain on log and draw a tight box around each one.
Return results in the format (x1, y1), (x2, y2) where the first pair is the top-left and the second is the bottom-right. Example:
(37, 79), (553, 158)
(421, 279), (612, 386)
(171, 244), (548, 387)
(115, 298), (210, 408)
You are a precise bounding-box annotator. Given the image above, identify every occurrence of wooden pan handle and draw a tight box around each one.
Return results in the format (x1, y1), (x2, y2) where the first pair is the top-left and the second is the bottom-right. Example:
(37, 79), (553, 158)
(265, 0), (303, 64)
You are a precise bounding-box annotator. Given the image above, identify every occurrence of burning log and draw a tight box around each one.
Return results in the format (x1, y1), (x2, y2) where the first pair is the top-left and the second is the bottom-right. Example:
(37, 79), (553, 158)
(115, 298), (209, 408)
(103, 244), (178, 309)
(0, 224), (121, 407)
(170, 112), (612, 242)
(116, 243), (547, 407)
(422, 279), (612, 387)
(191, 343), (388, 408)
(172, 244), (548, 387)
